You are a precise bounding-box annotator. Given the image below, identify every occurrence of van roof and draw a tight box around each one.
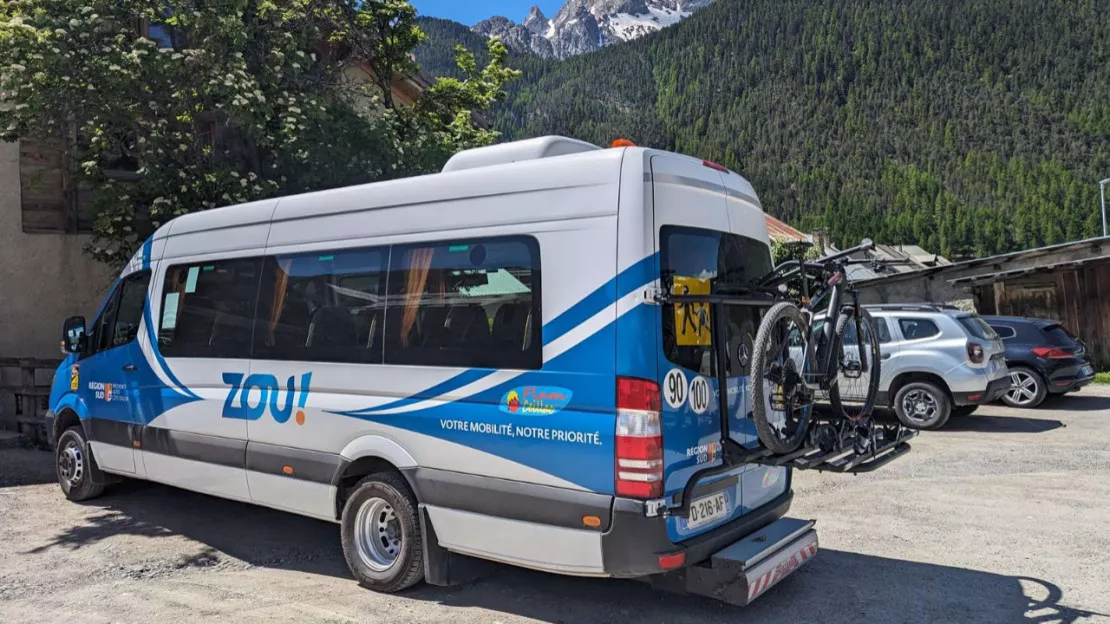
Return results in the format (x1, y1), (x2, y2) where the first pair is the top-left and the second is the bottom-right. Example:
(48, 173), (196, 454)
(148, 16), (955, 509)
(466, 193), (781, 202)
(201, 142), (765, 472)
(151, 136), (761, 243)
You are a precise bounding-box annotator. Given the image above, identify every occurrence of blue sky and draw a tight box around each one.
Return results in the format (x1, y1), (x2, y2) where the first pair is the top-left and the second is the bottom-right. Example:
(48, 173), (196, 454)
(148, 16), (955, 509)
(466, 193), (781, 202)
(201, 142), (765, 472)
(411, 1), (565, 26)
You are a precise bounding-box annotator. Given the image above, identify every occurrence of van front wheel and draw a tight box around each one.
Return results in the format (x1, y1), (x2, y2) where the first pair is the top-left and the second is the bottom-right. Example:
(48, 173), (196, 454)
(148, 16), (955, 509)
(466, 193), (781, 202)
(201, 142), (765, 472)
(340, 472), (424, 593)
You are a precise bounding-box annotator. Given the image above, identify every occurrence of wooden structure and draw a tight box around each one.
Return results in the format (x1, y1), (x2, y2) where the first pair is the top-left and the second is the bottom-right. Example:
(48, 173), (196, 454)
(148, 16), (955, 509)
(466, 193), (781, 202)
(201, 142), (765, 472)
(858, 237), (1110, 369)
(0, 358), (60, 441)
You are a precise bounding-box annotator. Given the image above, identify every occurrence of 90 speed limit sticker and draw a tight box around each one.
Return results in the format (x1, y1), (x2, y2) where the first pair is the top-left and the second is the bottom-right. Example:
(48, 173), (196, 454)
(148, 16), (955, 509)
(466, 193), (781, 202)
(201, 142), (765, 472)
(664, 368), (689, 409)
(689, 376), (710, 414)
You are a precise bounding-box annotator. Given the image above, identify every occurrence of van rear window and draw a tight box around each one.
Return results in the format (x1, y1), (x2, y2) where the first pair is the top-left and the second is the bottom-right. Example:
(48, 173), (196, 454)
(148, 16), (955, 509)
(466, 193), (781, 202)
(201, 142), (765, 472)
(660, 226), (772, 375)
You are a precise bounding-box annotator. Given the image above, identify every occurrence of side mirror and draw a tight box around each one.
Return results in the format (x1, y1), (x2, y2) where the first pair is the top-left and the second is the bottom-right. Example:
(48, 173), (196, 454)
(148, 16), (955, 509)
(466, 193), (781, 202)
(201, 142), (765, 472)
(62, 316), (87, 354)
(861, 238), (874, 251)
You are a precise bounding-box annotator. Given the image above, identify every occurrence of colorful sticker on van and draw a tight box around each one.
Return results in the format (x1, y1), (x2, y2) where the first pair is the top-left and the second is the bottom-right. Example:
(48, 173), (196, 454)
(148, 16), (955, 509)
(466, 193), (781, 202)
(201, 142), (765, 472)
(499, 386), (573, 415)
(672, 276), (712, 346)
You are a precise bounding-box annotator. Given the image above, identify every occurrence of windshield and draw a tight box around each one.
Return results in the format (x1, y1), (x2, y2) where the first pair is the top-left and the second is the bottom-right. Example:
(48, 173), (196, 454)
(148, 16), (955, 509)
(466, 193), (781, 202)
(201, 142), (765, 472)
(660, 225), (772, 374)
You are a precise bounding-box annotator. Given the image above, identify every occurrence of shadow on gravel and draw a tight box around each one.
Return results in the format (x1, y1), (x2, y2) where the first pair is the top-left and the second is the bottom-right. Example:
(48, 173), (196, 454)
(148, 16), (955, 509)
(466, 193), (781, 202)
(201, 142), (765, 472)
(406, 550), (1106, 624)
(1043, 393), (1110, 412)
(944, 415), (1065, 434)
(24, 479), (350, 578)
(21, 476), (1107, 623)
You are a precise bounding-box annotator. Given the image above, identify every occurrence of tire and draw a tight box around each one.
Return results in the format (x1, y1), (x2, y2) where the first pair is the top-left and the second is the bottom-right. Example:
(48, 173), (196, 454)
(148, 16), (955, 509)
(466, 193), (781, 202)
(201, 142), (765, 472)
(894, 381), (951, 430)
(340, 472), (424, 593)
(951, 405), (979, 418)
(751, 301), (814, 453)
(828, 308), (881, 420)
(55, 426), (106, 501)
(1000, 367), (1047, 408)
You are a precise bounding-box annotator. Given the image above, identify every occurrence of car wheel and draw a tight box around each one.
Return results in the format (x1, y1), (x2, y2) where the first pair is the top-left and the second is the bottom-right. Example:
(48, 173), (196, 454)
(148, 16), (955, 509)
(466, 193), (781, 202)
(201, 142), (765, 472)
(894, 382), (951, 430)
(1001, 367), (1047, 408)
(951, 405), (978, 418)
(340, 472), (424, 593)
(55, 426), (106, 501)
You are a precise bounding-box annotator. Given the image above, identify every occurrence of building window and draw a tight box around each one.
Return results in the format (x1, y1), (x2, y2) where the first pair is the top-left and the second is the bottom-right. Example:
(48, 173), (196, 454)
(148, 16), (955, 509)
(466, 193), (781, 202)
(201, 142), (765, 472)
(254, 247), (388, 364)
(384, 237), (542, 370)
(19, 138), (94, 234)
(158, 258), (263, 359)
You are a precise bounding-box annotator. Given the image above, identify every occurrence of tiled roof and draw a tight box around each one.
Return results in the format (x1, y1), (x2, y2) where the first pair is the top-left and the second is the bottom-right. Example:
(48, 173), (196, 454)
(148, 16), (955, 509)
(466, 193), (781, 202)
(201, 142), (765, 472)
(765, 214), (809, 242)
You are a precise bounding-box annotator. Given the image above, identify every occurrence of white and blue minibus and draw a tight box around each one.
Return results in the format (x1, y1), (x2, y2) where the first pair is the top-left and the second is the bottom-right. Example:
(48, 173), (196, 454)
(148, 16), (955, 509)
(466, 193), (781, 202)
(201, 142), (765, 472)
(47, 136), (819, 605)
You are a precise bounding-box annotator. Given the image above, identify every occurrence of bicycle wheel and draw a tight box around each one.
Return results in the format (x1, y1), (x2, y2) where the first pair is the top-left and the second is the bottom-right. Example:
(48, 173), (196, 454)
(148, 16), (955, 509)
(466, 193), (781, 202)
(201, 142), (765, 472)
(750, 302), (815, 454)
(828, 307), (881, 420)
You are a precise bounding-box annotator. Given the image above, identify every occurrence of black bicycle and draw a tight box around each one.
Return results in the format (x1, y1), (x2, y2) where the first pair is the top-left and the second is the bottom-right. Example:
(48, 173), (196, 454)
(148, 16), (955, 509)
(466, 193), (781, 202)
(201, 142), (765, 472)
(749, 240), (882, 454)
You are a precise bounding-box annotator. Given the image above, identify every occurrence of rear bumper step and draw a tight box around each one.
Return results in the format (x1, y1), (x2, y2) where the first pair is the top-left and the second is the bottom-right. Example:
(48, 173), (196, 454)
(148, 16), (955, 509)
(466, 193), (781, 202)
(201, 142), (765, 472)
(646, 517), (818, 606)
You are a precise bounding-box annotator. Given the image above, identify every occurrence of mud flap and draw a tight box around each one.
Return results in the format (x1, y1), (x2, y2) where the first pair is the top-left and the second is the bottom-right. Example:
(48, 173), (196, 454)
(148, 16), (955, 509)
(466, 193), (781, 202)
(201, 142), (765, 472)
(646, 517), (818, 606)
(419, 505), (495, 588)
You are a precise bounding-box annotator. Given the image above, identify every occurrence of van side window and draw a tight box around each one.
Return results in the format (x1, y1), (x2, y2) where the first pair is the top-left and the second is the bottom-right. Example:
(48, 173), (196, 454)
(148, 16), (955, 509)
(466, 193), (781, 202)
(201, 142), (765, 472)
(86, 271), (151, 356)
(112, 272), (152, 348)
(385, 237), (541, 370)
(254, 248), (387, 364)
(158, 258), (262, 359)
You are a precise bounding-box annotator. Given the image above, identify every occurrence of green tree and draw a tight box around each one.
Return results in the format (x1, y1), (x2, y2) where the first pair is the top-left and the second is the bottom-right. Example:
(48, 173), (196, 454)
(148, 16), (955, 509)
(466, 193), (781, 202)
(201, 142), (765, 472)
(0, 0), (517, 265)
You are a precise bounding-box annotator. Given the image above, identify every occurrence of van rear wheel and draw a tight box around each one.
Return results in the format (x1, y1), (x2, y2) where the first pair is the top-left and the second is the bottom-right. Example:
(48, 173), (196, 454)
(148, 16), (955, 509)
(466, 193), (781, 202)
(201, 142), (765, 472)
(340, 472), (424, 593)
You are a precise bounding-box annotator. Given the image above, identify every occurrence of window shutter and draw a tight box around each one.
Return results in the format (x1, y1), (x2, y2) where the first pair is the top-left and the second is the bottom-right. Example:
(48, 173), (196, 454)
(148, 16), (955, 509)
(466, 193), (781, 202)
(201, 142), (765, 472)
(19, 138), (70, 233)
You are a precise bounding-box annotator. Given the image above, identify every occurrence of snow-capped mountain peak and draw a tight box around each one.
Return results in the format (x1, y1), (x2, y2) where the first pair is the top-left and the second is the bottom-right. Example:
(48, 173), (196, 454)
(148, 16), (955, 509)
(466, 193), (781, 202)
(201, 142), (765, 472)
(472, 0), (714, 60)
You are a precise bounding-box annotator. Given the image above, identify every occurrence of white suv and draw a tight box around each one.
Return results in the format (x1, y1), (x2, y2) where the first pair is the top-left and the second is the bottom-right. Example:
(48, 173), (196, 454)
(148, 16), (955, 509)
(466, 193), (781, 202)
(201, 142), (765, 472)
(863, 305), (1010, 429)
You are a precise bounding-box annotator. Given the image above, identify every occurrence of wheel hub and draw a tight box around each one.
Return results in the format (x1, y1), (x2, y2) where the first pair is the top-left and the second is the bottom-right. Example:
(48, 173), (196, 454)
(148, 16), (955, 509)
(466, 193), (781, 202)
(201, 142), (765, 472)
(354, 497), (403, 572)
(58, 442), (84, 487)
(1006, 371), (1038, 405)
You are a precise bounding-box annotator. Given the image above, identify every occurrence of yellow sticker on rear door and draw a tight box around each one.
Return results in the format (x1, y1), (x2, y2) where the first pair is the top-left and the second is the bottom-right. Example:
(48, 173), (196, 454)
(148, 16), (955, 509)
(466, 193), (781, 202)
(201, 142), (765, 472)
(672, 276), (711, 346)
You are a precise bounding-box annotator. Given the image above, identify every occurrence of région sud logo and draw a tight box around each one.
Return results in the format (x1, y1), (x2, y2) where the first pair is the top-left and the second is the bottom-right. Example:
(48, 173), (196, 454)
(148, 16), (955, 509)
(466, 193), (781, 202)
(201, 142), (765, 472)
(499, 386), (573, 415)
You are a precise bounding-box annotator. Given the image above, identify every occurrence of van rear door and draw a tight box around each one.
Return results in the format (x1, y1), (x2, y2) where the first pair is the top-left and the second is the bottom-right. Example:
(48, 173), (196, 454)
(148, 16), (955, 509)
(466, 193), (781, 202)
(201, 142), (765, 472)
(651, 156), (785, 542)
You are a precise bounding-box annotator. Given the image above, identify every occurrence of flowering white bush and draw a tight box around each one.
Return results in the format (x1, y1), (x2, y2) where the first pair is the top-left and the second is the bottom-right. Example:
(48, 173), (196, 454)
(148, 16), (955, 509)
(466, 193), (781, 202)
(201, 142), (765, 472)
(0, 0), (516, 265)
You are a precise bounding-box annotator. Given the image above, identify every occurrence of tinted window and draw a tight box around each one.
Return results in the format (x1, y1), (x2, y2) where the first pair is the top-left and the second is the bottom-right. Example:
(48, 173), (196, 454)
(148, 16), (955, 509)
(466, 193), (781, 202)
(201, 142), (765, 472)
(384, 237), (541, 369)
(112, 272), (152, 348)
(898, 318), (940, 340)
(90, 283), (123, 354)
(873, 317), (892, 343)
(255, 248), (386, 364)
(661, 226), (773, 374)
(1042, 324), (1079, 346)
(990, 324), (1017, 340)
(159, 258), (262, 358)
(958, 316), (997, 340)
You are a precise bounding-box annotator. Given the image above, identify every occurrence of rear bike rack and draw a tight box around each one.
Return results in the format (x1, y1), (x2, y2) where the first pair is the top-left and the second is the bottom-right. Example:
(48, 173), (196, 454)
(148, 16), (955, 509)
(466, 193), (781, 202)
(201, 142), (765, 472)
(653, 288), (916, 519)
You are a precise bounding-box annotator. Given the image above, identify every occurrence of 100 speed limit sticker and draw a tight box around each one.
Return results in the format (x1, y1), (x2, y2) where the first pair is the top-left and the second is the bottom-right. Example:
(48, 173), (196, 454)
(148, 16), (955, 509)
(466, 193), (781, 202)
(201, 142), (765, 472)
(664, 368), (711, 414)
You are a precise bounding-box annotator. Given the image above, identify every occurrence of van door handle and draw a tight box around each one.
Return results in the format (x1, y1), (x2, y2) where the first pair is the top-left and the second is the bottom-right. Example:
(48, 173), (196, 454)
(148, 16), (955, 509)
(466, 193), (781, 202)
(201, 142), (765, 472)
(881, 353), (892, 360)
(123, 364), (137, 372)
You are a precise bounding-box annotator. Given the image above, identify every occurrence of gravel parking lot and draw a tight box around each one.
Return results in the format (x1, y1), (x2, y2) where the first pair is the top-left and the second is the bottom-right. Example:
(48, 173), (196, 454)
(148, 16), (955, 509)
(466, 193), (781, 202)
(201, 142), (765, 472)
(1, 390), (1109, 623)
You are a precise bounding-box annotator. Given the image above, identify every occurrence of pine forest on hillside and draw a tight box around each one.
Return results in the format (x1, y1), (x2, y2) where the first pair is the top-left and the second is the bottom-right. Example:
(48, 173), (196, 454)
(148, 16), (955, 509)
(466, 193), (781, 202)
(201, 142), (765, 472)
(415, 0), (1110, 259)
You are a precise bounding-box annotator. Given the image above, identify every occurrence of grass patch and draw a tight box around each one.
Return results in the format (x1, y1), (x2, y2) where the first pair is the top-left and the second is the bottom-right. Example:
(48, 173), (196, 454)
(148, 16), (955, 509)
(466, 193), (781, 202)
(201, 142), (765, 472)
(1095, 372), (1110, 385)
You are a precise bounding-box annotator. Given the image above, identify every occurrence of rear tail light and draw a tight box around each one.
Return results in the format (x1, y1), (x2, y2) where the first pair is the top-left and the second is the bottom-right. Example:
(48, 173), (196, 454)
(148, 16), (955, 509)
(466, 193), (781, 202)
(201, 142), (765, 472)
(616, 377), (663, 499)
(1033, 347), (1072, 359)
(966, 342), (985, 364)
